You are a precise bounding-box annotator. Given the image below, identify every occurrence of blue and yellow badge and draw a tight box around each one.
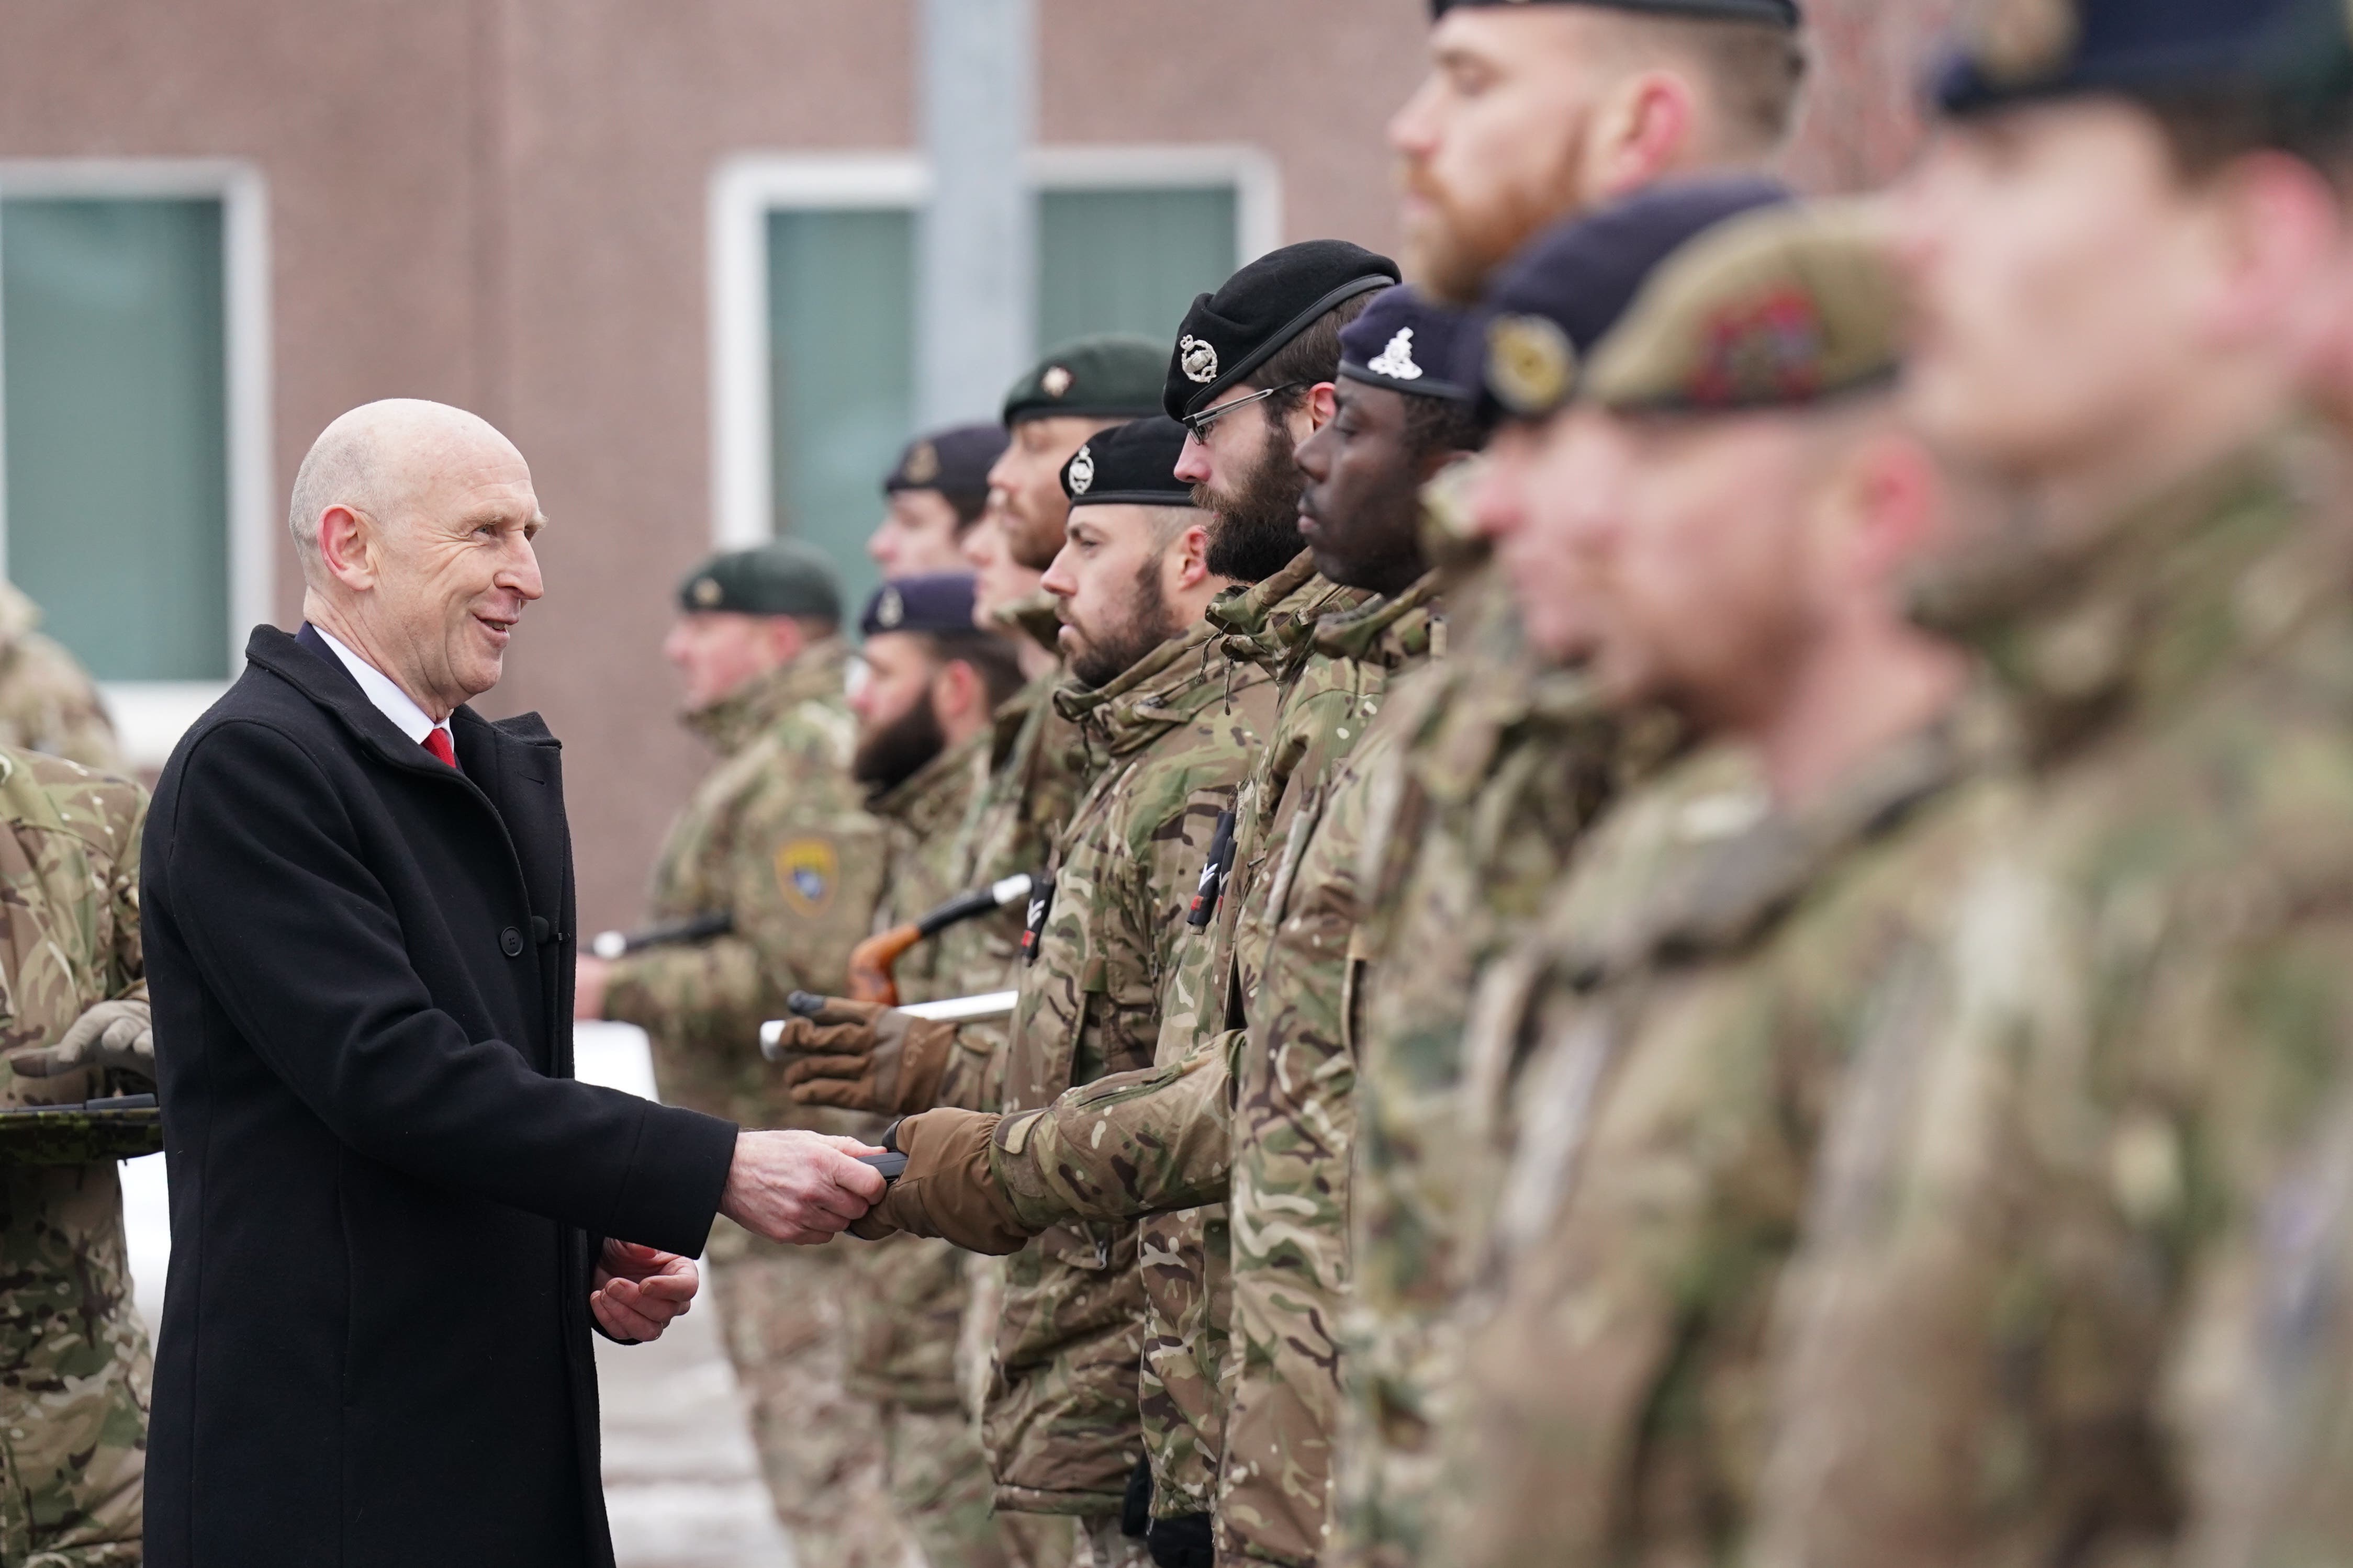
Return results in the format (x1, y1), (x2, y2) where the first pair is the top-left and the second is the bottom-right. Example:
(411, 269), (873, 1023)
(776, 838), (838, 919)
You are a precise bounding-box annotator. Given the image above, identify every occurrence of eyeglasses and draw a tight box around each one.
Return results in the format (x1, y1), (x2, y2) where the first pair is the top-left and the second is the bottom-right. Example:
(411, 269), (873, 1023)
(1180, 382), (1305, 444)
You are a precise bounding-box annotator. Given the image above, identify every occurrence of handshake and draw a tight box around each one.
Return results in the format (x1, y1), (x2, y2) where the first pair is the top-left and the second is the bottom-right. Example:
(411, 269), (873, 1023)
(756, 994), (1038, 1256)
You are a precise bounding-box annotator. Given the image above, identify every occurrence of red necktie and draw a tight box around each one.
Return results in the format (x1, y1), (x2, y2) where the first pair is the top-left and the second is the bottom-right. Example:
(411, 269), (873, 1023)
(422, 727), (457, 769)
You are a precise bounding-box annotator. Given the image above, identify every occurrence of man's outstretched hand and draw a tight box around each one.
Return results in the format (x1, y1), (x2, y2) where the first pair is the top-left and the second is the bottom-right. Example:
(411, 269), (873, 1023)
(720, 1128), (889, 1245)
(767, 996), (960, 1116)
(591, 1239), (699, 1343)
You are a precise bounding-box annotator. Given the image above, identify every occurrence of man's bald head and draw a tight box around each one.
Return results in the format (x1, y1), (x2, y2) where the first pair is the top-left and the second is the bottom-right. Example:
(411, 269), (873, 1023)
(293, 399), (547, 720)
(290, 400), (528, 585)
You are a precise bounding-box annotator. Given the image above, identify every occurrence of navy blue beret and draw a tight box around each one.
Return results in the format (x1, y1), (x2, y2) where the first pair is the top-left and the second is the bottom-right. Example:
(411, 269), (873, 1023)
(1164, 240), (1402, 421)
(883, 424), (1008, 502)
(1339, 286), (1476, 403)
(1431, 0), (1799, 25)
(861, 572), (980, 639)
(1937, 0), (2353, 116)
(1061, 417), (1195, 507)
(1470, 175), (1791, 422)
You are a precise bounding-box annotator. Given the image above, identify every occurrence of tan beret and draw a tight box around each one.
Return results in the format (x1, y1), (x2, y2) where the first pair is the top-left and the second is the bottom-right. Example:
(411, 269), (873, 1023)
(1581, 200), (1904, 414)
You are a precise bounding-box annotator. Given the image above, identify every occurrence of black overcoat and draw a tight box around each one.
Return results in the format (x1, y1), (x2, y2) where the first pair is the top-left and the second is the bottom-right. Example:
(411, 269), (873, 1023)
(141, 625), (740, 1568)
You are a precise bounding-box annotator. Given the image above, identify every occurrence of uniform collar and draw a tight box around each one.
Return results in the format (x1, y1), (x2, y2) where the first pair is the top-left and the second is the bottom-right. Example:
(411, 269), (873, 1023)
(870, 724), (987, 831)
(682, 638), (851, 755)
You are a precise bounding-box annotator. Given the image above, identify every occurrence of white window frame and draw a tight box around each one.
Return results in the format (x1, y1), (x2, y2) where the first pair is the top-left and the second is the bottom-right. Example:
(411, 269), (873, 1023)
(709, 144), (1281, 549)
(0, 157), (274, 768)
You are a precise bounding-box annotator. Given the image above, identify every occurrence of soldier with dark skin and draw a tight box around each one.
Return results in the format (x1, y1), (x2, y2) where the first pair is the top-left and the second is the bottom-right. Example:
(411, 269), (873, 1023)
(1735, 5), (2353, 1566)
(576, 542), (903, 1568)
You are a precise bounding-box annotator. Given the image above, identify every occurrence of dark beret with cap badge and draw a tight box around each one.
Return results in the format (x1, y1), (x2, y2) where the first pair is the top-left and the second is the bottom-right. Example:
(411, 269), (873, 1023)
(1163, 240), (1402, 421)
(860, 572), (983, 639)
(883, 423), (1007, 506)
(1060, 416), (1196, 507)
(1338, 286), (1477, 403)
(1467, 174), (1792, 424)
(1934, 0), (2353, 117)
(677, 538), (844, 622)
(1430, 0), (1801, 26)
(1002, 334), (1172, 425)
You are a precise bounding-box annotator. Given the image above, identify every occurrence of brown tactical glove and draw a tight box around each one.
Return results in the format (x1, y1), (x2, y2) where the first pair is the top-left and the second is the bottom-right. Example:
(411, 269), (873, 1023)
(771, 996), (959, 1116)
(849, 1109), (1036, 1255)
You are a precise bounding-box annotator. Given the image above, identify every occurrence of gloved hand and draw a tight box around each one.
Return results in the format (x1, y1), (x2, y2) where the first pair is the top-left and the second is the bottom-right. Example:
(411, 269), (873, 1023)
(7, 999), (154, 1083)
(848, 1109), (1036, 1255)
(771, 996), (959, 1116)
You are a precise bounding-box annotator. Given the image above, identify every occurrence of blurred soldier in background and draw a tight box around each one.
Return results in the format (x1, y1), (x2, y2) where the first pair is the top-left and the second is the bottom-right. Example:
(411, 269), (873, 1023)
(836, 572), (1033, 1568)
(872, 425), (1011, 579)
(577, 541), (902, 1568)
(0, 751), (156, 1566)
(1741, 5), (2353, 1567)
(1340, 1), (1806, 1556)
(0, 582), (122, 773)
(1441, 202), (1977, 1567)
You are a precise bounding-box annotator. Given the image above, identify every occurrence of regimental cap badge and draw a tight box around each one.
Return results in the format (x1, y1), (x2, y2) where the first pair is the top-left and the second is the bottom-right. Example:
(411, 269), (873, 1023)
(876, 586), (905, 628)
(1485, 313), (1577, 418)
(1690, 287), (1830, 407)
(1366, 327), (1425, 381)
(1041, 364), (1074, 399)
(1968, 0), (2079, 86)
(691, 576), (724, 608)
(1068, 444), (1096, 495)
(903, 440), (942, 486)
(1180, 335), (1220, 385)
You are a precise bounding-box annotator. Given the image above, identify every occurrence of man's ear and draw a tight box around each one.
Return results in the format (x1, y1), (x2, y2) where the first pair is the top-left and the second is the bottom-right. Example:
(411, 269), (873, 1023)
(316, 504), (380, 592)
(1838, 430), (1944, 591)
(1295, 381), (1341, 441)
(2198, 150), (2343, 354)
(1170, 521), (1215, 592)
(1587, 69), (1697, 201)
(931, 659), (985, 730)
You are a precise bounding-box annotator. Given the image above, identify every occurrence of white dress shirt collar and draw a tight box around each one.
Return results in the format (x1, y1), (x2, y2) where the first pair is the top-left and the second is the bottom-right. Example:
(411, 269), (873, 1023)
(311, 624), (453, 752)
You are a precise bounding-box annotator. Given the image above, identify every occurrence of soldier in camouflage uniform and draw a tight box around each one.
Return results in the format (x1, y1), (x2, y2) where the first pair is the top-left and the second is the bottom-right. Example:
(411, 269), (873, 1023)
(1422, 204), (1996, 1568)
(838, 574), (1035, 1568)
(1338, 4), (1808, 1554)
(0, 583), (122, 775)
(0, 749), (156, 1565)
(1740, 9), (2353, 1566)
(574, 542), (901, 1568)
(783, 416), (1277, 1566)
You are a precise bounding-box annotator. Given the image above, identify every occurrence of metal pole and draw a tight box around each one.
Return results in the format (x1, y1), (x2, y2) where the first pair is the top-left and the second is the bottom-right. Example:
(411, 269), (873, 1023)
(916, 0), (1036, 428)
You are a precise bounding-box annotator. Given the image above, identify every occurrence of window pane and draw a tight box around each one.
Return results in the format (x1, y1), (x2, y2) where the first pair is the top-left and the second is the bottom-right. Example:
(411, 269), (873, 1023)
(769, 208), (914, 623)
(2, 197), (230, 681)
(1036, 187), (1238, 352)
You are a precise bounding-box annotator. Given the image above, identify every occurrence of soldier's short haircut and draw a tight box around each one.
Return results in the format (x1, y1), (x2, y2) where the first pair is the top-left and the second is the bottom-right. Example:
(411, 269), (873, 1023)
(1249, 292), (1383, 422)
(2136, 85), (2353, 188)
(1600, 13), (1809, 157)
(1401, 394), (1487, 466)
(925, 628), (1027, 712)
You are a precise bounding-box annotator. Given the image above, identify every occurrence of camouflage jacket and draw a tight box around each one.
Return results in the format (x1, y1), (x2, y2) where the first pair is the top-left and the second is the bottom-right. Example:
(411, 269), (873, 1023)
(0, 584), (121, 775)
(1437, 712), (1984, 1568)
(1747, 436), (2353, 1568)
(1335, 557), (1661, 1565)
(929, 671), (1091, 1115)
(845, 728), (992, 1409)
(604, 644), (888, 1133)
(984, 617), (1277, 1516)
(0, 749), (151, 1566)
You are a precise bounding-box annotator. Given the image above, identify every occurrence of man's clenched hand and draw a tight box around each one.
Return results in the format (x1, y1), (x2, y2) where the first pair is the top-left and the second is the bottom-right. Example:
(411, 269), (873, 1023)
(590, 1239), (699, 1342)
(768, 996), (960, 1116)
(6, 999), (154, 1083)
(850, 1109), (1035, 1255)
(721, 1128), (889, 1245)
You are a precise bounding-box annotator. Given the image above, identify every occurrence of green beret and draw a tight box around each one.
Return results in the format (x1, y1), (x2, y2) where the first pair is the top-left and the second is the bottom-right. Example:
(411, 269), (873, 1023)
(1580, 201), (1902, 413)
(1002, 335), (1171, 425)
(676, 539), (843, 622)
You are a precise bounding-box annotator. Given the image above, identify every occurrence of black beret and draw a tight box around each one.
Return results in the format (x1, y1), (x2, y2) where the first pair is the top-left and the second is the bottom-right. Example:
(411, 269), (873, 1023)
(1061, 417), (1195, 508)
(1002, 335), (1172, 425)
(1338, 286), (1476, 402)
(678, 540), (843, 621)
(1431, 0), (1800, 27)
(1936, 0), (2352, 116)
(861, 572), (981, 639)
(884, 423), (1007, 503)
(1470, 175), (1791, 423)
(1163, 240), (1402, 421)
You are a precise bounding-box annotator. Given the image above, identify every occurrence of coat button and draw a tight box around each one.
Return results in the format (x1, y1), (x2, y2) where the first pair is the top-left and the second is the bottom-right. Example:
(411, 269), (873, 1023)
(501, 927), (525, 957)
